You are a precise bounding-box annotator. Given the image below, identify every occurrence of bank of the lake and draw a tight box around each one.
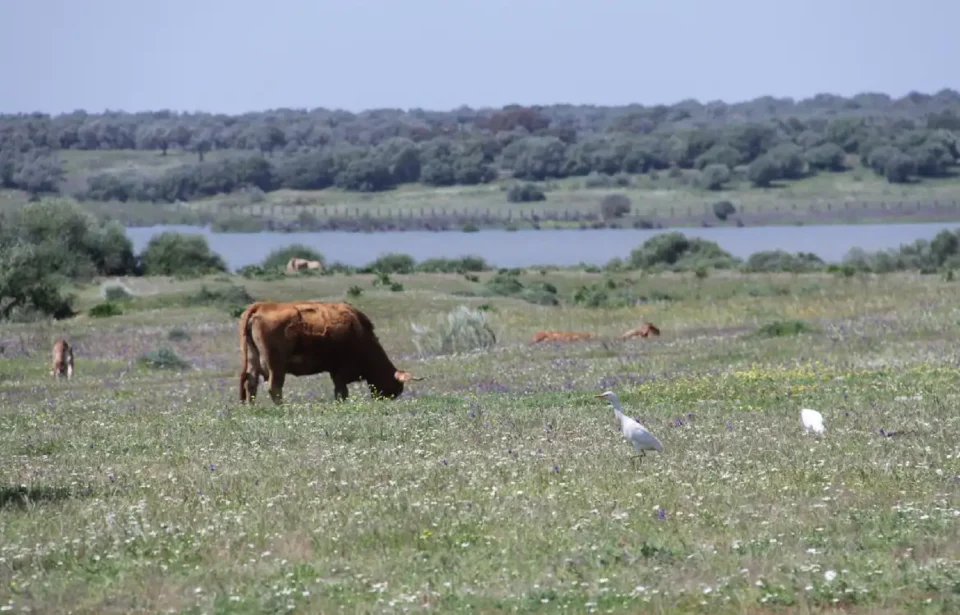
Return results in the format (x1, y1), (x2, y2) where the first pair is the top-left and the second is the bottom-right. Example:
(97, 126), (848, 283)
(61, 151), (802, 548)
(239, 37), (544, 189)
(125, 222), (960, 270)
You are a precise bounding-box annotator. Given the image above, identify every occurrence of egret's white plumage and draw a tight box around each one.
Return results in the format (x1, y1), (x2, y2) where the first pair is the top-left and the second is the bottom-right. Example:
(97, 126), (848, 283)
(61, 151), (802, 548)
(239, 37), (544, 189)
(596, 390), (664, 459)
(800, 408), (825, 434)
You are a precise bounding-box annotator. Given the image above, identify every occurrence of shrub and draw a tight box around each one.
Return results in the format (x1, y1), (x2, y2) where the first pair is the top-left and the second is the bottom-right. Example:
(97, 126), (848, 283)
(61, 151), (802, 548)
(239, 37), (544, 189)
(185, 284), (254, 314)
(416, 256), (490, 273)
(138, 232), (227, 277)
(506, 183), (546, 203)
(599, 193), (631, 220)
(88, 302), (123, 318)
(804, 143), (846, 171)
(411, 305), (497, 356)
(747, 155), (781, 187)
(260, 244), (325, 271)
(699, 164), (732, 190)
(0, 232), (76, 321)
(712, 200), (736, 221)
(366, 252), (415, 274)
(744, 250), (825, 272)
(347, 285), (363, 298)
(755, 319), (818, 338)
(103, 284), (134, 302)
(137, 347), (191, 370)
(167, 327), (191, 342)
(629, 232), (741, 270)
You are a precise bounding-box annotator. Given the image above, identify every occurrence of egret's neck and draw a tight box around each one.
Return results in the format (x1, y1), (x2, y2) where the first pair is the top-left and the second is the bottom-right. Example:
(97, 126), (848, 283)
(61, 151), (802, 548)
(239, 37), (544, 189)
(609, 398), (626, 422)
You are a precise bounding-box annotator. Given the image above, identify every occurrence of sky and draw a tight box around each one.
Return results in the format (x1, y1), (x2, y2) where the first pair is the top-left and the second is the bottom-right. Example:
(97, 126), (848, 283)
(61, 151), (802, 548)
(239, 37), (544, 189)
(2, 0), (958, 115)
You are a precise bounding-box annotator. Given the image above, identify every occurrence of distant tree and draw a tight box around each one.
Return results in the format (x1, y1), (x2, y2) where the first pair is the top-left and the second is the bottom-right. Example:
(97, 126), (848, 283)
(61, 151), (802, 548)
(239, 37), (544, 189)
(506, 183), (546, 203)
(804, 143), (846, 171)
(699, 164), (732, 190)
(712, 200), (736, 221)
(138, 232), (227, 277)
(884, 152), (917, 184)
(747, 155), (780, 187)
(599, 193), (631, 220)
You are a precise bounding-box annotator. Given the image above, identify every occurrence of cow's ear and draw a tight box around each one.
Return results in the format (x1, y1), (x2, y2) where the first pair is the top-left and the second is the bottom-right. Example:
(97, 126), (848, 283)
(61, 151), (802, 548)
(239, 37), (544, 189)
(395, 370), (424, 382)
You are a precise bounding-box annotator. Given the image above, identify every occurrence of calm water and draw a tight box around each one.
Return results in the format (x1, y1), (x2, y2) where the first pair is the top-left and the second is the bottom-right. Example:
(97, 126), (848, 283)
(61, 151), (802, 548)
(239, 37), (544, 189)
(125, 222), (960, 270)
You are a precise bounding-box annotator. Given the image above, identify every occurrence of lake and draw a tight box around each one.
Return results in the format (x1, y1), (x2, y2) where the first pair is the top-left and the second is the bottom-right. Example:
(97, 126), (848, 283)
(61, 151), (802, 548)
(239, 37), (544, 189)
(125, 222), (960, 270)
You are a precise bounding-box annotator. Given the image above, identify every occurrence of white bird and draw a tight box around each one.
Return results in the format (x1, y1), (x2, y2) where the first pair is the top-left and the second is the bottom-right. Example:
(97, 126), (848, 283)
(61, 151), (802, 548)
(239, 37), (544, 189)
(800, 408), (825, 434)
(595, 390), (664, 462)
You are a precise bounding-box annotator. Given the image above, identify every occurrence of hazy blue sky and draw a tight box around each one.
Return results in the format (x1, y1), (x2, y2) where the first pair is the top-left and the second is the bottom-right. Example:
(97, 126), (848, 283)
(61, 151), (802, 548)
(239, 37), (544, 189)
(2, 0), (957, 115)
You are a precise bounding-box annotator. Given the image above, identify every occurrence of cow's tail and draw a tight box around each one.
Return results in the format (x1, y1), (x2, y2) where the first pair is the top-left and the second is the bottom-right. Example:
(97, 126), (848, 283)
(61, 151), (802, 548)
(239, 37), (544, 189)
(238, 306), (257, 402)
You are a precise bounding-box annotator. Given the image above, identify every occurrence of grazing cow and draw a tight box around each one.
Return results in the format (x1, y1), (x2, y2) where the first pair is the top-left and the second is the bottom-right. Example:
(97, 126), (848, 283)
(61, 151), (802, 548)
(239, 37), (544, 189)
(530, 330), (595, 344)
(50, 338), (74, 380)
(621, 322), (661, 339)
(286, 258), (323, 273)
(238, 301), (422, 404)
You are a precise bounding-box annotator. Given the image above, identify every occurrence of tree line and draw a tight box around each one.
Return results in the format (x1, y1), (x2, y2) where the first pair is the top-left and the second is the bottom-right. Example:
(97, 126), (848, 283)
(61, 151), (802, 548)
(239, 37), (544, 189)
(1, 90), (959, 201)
(3, 199), (960, 322)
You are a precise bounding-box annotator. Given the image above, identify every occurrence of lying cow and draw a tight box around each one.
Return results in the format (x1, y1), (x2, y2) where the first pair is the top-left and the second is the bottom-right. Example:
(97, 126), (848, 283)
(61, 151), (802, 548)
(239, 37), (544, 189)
(50, 338), (74, 380)
(620, 322), (661, 339)
(238, 300), (422, 405)
(530, 330), (595, 344)
(286, 258), (323, 273)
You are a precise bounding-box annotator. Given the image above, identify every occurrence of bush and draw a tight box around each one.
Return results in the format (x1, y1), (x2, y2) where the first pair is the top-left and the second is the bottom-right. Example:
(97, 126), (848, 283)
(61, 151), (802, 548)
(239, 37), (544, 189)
(747, 155), (781, 187)
(416, 256), (490, 273)
(411, 305), (497, 356)
(712, 200), (736, 221)
(88, 301), (123, 318)
(185, 284), (254, 314)
(139, 232), (227, 277)
(137, 347), (191, 370)
(804, 143), (846, 171)
(366, 252), (416, 274)
(744, 250), (825, 272)
(699, 164), (731, 190)
(599, 193), (631, 220)
(4, 198), (138, 281)
(260, 244), (325, 271)
(0, 232), (76, 321)
(103, 284), (134, 302)
(167, 327), (191, 341)
(755, 319), (818, 338)
(506, 183), (546, 203)
(628, 232), (741, 270)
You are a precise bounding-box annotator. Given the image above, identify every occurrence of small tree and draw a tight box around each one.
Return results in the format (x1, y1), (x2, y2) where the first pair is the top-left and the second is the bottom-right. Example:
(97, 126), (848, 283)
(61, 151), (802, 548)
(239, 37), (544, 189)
(747, 155), (780, 187)
(804, 143), (846, 172)
(138, 232), (227, 277)
(700, 164), (731, 191)
(599, 193), (631, 220)
(884, 152), (917, 184)
(506, 183), (546, 203)
(712, 200), (736, 221)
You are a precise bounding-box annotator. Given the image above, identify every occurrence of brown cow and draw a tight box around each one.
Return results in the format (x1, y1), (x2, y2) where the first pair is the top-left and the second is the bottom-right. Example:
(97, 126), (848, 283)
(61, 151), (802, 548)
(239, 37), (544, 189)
(621, 322), (661, 339)
(286, 258), (323, 273)
(238, 301), (422, 405)
(50, 338), (74, 380)
(530, 330), (595, 344)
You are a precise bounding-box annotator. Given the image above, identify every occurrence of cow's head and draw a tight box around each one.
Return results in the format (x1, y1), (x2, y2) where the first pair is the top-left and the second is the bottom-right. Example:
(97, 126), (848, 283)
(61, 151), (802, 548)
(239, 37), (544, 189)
(369, 369), (424, 399)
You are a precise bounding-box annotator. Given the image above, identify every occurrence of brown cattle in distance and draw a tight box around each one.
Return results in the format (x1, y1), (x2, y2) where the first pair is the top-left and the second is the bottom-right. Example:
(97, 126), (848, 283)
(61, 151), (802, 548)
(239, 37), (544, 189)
(50, 338), (74, 379)
(286, 258), (323, 273)
(530, 330), (595, 344)
(238, 301), (423, 405)
(621, 322), (661, 339)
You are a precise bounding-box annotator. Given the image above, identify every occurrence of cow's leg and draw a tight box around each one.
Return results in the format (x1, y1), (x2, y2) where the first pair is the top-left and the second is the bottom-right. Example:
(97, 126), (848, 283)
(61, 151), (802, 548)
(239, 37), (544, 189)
(66, 360), (74, 379)
(267, 369), (286, 405)
(242, 369), (261, 403)
(331, 373), (349, 401)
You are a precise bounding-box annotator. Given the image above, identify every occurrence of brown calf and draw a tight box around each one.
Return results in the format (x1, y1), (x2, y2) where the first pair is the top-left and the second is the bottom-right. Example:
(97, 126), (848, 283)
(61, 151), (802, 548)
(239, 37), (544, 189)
(51, 338), (74, 380)
(530, 330), (595, 344)
(620, 322), (661, 339)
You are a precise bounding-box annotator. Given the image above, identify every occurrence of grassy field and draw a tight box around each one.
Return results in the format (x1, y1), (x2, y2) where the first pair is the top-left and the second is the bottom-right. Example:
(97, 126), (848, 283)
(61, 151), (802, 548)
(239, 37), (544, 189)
(2, 269), (960, 613)
(5, 149), (960, 230)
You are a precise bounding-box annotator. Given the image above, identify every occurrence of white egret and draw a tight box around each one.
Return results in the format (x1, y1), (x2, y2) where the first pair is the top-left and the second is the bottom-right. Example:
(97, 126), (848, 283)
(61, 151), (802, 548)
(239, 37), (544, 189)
(800, 408), (825, 434)
(595, 390), (664, 462)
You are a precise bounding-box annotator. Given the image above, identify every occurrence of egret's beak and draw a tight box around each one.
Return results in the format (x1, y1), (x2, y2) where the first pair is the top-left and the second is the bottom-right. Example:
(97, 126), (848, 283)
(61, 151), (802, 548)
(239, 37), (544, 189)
(594, 394), (606, 399)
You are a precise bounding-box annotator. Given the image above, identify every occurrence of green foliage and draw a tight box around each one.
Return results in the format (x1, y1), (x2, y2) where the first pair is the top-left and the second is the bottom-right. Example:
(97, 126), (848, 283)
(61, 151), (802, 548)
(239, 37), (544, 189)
(755, 319), (818, 338)
(744, 250), (825, 273)
(599, 193), (631, 220)
(347, 285), (363, 298)
(747, 154), (781, 187)
(416, 256), (490, 273)
(571, 277), (674, 308)
(367, 252), (415, 274)
(410, 305), (497, 356)
(506, 183), (546, 203)
(699, 164), (731, 190)
(0, 225), (76, 321)
(167, 327), (191, 342)
(138, 231), (227, 277)
(260, 244), (325, 270)
(184, 284), (254, 314)
(103, 284), (133, 302)
(137, 346), (191, 370)
(236, 264), (284, 280)
(712, 200), (736, 221)
(88, 301), (123, 318)
(804, 142), (846, 171)
(629, 232), (741, 271)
